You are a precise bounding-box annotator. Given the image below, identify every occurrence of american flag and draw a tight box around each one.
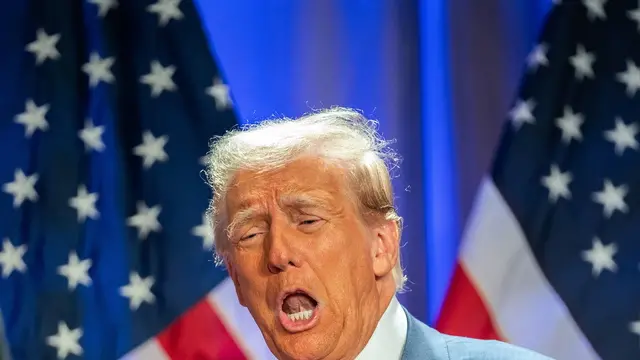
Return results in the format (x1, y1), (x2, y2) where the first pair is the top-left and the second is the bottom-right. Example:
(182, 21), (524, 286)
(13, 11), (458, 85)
(437, 0), (640, 359)
(0, 0), (272, 359)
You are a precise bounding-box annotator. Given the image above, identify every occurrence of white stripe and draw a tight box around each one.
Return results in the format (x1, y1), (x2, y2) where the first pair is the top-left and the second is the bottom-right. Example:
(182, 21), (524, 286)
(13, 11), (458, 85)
(459, 178), (600, 360)
(209, 277), (276, 360)
(119, 338), (170, 360)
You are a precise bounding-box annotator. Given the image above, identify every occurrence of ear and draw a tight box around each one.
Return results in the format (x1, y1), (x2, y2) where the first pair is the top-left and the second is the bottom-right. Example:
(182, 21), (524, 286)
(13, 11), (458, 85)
(226, 260), (247, 307)
(370, 219), (400, 279)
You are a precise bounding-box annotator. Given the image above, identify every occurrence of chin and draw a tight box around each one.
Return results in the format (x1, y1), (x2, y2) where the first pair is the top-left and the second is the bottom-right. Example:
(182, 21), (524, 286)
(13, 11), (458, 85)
(264, 321), (341, 360)
(272, 334), (333, 360)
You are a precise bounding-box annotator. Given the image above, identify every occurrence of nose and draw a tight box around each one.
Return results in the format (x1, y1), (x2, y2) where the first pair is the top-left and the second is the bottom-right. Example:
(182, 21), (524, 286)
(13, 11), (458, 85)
(266, 223), (301, 274)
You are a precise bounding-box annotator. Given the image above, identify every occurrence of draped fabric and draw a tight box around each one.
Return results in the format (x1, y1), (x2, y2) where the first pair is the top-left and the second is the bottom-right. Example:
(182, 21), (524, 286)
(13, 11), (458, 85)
(0, 0), (246, 358)
(441, 1), (640, 358)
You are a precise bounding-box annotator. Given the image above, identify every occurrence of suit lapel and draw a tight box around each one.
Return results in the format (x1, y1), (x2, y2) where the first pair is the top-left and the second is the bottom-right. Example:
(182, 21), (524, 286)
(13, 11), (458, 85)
(400, 307), (448, 360)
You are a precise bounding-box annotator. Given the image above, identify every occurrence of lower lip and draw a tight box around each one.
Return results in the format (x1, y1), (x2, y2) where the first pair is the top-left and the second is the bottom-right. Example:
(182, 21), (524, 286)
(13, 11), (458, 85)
(278, 306), (320, 333)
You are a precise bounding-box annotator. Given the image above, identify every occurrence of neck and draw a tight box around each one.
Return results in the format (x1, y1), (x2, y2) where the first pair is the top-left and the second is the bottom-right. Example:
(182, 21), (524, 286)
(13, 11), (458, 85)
(332, 279), (396, 360)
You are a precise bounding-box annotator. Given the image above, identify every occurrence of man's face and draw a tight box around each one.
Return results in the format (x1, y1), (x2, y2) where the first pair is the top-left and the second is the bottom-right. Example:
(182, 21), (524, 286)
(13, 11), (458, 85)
(222, 157), (398, 360)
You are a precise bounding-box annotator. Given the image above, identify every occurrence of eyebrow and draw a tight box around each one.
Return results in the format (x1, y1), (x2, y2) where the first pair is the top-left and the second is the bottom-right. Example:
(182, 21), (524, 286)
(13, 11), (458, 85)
(226, 207), (263, 238)
(226, 193), (333, 237)
(279, 193), (333, 210)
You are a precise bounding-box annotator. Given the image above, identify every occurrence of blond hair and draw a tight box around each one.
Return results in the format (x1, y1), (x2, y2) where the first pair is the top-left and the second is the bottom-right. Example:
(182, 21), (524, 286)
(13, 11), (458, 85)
(204, 107), (406, 291)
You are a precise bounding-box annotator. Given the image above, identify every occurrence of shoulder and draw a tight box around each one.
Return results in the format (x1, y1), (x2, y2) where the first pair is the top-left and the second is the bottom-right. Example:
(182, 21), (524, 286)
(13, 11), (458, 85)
(442, 334), (554, 360)
(402, 308), (553, 360)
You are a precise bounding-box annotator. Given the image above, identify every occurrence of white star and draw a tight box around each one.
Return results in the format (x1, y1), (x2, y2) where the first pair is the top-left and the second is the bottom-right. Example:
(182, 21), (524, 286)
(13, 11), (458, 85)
(582, 0), (607, 21)
(630, 317), (640, 340)
(569, 44), (595, 80)
(82, 52), (115, 87)
(88, 0), (118, 17)
(2, 169), (38, 208)
(553, 0), (562, 4)
(46, 321), (83, 360)
(57, 251), (92, 291)
(541, 164), (572, 203)
(592, 179), (628, 218)
(555, 107), (584, 144)
(147, 0), (184, 26)
(192, 214), (214, 249)
(526, 43), (548, 71)
(629, 5), (640, 32)
(133, 131), (169, 169)
(119, 272), (155, 310)
(508, 98), (536, 129)
(616, 60), (640, 97)
(14, 99), (50, 138)
(581, 237), (617, 277)
(206, 78), (233, 110)
(604, 118), (639, 155)
(199, 154), (209, 166)
(127, 201), (162, 240)
(25, 28), (61, 65)
(68, 185), (100, 222)
(140, 60), (177, 97)
(0, 238), (27, 278)
(78, 118), (106, 152)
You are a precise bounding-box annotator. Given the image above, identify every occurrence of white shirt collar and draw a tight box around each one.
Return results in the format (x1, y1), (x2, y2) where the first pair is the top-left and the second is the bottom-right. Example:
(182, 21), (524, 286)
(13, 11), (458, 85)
(355, 296), (408, 360)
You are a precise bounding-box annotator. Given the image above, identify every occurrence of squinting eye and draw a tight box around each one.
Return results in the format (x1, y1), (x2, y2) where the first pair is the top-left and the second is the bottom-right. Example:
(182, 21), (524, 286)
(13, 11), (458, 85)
(298, 217), (324, 229)
(240, 232), (260, 241)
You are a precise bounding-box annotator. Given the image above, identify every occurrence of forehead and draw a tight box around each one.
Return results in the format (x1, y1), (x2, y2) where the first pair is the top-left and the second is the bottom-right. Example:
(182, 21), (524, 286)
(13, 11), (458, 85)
(225, 157), (348, 210)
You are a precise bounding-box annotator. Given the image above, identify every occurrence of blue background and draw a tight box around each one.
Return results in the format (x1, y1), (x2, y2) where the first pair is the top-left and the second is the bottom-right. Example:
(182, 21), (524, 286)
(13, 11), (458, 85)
(196, 0), (553, 324)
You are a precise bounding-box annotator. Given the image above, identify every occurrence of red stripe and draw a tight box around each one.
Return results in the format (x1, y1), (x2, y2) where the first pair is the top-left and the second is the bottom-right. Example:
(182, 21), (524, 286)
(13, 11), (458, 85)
(156, 297), (248, 360)
(435, 263), (504, 341)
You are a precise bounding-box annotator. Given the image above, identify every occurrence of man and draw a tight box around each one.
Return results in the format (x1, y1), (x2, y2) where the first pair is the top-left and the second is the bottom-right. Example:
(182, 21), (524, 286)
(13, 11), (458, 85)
(205, 107), (552, 360)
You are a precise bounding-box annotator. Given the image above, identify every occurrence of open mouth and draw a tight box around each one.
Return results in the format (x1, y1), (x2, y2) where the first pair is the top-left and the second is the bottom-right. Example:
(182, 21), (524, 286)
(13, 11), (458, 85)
(278, 290), (320, 333)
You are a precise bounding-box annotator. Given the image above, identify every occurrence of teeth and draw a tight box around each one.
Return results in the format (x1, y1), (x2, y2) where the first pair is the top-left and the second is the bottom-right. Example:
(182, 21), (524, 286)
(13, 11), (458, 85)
(287, 309), (313, 321)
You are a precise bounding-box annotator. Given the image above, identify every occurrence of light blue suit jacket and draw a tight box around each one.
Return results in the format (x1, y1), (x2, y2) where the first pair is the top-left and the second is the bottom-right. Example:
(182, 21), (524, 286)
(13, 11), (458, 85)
(400, 309), (554, 360)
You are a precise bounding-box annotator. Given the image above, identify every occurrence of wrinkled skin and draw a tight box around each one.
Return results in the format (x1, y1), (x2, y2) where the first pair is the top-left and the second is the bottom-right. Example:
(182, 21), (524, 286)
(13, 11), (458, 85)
(223, 157), (400, 360)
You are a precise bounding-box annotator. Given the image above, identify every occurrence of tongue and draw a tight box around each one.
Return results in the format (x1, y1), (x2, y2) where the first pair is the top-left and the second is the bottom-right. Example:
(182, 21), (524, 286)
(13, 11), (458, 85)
(283, 294), (315, 314)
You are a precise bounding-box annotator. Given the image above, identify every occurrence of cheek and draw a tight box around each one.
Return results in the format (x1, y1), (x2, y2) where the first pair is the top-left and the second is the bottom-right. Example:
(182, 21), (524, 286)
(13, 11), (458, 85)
(314, 229), (373, 283)
(232, 254), (269, 303)
(239, 276), (268, 306)
(236, 272), (274, 327)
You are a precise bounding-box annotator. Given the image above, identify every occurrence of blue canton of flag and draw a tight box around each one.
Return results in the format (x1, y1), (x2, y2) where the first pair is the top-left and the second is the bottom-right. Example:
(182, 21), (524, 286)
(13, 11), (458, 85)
(493, 0), (640, 358)
(0, 0), (239, 359)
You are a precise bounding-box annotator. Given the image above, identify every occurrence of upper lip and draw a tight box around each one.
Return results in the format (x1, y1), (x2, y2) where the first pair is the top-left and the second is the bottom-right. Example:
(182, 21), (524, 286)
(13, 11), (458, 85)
(276, 288), (318, 310)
